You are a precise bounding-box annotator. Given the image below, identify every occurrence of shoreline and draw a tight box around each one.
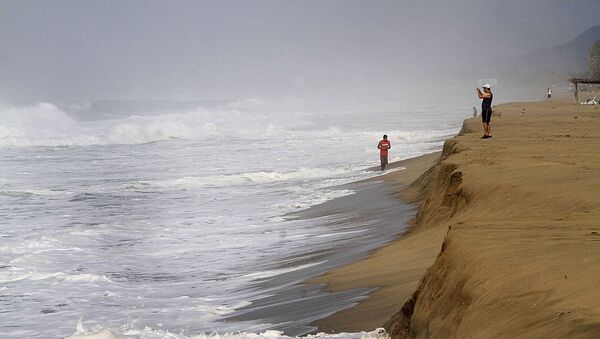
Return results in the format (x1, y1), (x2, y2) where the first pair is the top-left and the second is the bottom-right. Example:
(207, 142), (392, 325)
(306, 152), (445, 333)
(310, 101), (600, 337)
(224, 160), (428, 336)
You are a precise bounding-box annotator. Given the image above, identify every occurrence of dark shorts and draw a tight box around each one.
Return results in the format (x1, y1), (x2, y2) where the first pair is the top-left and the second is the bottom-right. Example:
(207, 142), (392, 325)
(482, 108), (492, 123)
(380, 155), (388, 164)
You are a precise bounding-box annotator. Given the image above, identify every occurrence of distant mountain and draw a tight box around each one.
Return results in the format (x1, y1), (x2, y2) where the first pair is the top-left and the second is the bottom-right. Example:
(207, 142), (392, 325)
(486, 25), (600, 74)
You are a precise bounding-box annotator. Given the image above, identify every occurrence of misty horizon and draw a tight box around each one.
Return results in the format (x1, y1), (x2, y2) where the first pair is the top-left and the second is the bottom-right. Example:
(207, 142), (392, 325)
(1, 0), (600, 103)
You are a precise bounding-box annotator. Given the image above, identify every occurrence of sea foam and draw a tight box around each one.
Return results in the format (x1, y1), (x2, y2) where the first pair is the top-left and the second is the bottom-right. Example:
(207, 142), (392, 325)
(66, 317), (390, 339)
(0, 269), (112, 284)
(133, 168), (353, 189)
(0, 101), (454, 148)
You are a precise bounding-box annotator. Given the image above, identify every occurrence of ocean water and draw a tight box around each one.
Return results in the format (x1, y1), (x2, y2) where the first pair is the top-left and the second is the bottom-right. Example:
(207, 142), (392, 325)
(0, 99), (467, 338)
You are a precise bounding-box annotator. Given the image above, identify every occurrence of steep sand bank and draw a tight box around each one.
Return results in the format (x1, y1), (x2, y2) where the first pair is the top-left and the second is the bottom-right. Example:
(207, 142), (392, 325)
(307, 152), (444, 332)
(314, 101), (600, 337)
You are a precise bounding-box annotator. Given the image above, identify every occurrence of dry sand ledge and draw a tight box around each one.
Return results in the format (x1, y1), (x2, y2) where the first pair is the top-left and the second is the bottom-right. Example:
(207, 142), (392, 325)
(310, 101), (600, 338)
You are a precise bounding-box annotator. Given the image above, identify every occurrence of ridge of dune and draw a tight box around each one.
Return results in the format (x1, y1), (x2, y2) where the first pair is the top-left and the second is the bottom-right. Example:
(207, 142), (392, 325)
(385, 101), (600, 338)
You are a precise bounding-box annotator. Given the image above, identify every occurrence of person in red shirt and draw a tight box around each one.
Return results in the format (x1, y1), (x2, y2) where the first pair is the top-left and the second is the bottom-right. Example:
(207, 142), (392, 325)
(377, 135), (391, 171)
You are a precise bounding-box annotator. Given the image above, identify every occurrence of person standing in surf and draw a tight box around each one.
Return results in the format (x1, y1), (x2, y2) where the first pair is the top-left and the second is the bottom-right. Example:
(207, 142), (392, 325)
(476, 84), (493, 139)
(377, 135), (391, 171)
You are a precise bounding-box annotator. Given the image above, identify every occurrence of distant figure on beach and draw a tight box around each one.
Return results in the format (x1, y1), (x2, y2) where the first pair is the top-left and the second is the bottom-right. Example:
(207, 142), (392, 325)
(476, 84), (493, 139)
(377, 135), (391, 171)
(547, 88), (552, 101)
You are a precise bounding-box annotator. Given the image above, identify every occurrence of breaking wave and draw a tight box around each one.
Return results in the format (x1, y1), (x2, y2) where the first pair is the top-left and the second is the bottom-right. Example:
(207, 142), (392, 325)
(133, 167), (355, 189)
(0, 270), (113, 284)
(65, 317), (390, 339)
(0, 103), (222, 147)
(0, 102), (454, 148)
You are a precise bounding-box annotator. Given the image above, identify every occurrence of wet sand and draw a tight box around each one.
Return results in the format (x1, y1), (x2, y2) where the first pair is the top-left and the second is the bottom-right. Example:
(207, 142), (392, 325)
(224, 178), (418, 335)
(311, 101), (600, 337)
(307, 152), (443, 332)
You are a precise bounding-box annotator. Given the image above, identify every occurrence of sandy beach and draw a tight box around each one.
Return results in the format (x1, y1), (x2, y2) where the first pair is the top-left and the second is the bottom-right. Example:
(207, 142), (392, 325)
(311, 101), (600, 337)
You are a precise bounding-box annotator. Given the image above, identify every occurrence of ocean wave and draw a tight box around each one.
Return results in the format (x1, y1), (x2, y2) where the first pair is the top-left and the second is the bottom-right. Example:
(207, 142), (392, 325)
(132, 168), (352, 189)
(106, 120), (218, 145)
(0, 102), (458, 148)
(274, 189), (355, 211)
(0, 101), (294, 147)
(0, 102), (91, 147)
(0, 188), (64, 197)
(0, 103), (223, 147)
(0, 269), (113, 284)
(242, 261), (326, 280)
(65, 317), (390, 339)
(0, 236), (58, 254)
(0, 236), (90, 259)
(192, 301), (253, 316)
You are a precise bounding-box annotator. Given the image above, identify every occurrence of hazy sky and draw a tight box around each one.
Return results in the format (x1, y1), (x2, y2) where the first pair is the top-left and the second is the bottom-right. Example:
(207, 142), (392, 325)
(1, 0), (599, 101)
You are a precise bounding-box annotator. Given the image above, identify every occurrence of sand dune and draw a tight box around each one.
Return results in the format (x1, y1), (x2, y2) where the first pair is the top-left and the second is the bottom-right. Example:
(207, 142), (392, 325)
(311, 101), (600, 338)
